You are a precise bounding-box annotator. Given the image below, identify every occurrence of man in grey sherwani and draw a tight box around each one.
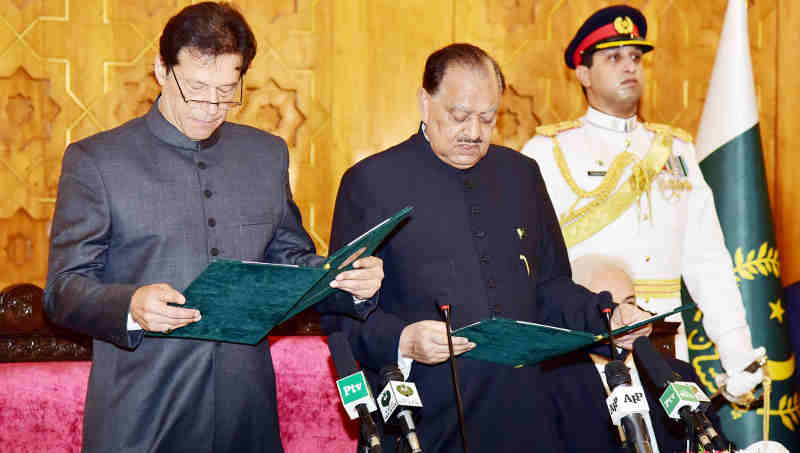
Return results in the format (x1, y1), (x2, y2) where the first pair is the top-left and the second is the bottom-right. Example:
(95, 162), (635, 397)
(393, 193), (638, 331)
(43, 3), (383, 452)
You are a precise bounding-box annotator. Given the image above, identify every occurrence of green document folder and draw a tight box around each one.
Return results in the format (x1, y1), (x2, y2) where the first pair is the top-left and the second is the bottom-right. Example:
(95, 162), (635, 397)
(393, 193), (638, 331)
(147, 206), (413, 344)
(453, 304), (694, 367)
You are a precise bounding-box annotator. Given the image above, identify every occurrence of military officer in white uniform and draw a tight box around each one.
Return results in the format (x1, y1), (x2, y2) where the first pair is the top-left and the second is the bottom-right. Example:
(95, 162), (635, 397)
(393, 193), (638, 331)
(521, 5), (763, 398)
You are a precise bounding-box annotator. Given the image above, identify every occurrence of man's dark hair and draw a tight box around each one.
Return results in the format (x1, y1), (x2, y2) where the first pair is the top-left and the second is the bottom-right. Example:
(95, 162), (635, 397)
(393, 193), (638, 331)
(422, 43), (506, 96)
(578, 51), (594, 97)
(159, 2), (257, 75)
(579, 51), (595, 68)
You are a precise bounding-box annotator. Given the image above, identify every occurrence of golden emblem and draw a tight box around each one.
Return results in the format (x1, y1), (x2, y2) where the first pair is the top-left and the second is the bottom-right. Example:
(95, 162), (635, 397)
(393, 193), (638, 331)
(397, 384), (415, 397)
(519, 255), (531, 276)
(614, 16), (635, 35)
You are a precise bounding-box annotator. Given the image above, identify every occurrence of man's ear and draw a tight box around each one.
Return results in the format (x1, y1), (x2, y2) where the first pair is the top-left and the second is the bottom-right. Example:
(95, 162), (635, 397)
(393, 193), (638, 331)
(575, 65), (591, 90)
(418, 87), (430, 124)
(154, 54), (167, 87)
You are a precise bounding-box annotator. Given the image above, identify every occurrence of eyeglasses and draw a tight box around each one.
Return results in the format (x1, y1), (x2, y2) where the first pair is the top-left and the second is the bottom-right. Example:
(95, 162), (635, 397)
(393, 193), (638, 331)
(172, 70), (243, 110)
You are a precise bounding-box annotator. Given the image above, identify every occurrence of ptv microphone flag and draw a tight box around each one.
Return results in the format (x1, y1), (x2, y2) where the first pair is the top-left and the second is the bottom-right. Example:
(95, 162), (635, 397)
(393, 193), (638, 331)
(337, 370), (378, 420)
(658, 381), (711, 420)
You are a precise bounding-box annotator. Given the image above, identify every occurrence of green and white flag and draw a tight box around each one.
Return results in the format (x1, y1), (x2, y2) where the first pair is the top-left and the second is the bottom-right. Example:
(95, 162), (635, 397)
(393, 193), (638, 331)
(682, 0), (799, 449)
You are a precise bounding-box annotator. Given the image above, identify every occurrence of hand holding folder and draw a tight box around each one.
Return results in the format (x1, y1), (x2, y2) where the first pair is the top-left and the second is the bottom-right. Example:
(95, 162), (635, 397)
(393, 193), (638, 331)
(147, 206), (413, 344)
(452, 304), (694, 367)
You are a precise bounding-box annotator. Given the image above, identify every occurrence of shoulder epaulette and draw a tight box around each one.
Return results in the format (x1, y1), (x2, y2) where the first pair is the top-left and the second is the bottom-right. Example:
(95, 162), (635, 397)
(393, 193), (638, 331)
(642, 122), (694, 143)
(535, 119), (581, 137)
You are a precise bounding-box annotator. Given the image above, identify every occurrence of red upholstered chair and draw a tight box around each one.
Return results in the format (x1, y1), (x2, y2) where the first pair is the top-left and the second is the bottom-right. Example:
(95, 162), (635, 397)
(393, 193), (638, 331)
(0, 285), (358, 452)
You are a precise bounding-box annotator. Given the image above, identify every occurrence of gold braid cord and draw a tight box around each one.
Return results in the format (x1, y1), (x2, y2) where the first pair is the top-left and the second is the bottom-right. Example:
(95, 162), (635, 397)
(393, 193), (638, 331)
(554, 133), (674, 248)
(764, 365), (773, 441)
(554, 139), (636, 225)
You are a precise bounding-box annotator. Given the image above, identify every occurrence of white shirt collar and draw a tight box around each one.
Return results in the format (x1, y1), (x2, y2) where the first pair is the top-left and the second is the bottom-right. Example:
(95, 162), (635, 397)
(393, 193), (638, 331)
(585, 107), (639, 133)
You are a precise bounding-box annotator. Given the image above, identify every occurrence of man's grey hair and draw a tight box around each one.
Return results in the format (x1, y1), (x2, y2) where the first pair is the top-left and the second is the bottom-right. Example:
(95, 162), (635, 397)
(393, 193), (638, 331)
(571, 254), (632, 290)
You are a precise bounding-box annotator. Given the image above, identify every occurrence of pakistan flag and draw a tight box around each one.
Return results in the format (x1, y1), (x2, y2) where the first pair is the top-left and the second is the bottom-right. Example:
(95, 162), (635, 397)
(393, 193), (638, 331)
(682, 0), (799, 449)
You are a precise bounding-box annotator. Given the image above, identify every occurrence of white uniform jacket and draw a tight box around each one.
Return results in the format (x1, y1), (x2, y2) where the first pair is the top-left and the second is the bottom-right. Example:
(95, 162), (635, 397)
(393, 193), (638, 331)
(521, 107), (753, 368)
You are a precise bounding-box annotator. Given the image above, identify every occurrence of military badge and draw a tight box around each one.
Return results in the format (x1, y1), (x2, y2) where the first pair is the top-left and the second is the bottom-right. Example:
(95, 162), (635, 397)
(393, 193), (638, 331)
(614, 16), (635, 35)
(658, 154), (692, 201)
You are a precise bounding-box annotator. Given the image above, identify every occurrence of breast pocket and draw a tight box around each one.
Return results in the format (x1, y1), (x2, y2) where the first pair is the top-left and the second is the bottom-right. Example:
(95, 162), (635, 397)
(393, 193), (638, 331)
(235, 216), (276, 261)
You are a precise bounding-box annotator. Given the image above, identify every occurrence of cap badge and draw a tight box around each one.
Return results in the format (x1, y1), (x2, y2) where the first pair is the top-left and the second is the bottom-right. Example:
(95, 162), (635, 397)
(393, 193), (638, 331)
(614, 16), (635, 35)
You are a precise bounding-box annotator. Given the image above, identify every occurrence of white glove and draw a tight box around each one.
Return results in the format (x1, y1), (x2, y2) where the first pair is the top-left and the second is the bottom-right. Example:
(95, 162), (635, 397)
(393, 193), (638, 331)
(718, 367), (763, 398)
(715, 328), (760, 373)
(742, 440), (790, 453)
(714, 345), (766, 400)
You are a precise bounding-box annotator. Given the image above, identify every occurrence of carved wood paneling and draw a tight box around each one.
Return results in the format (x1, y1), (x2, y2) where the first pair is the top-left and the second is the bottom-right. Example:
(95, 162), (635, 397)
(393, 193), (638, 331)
(0, 284), (91, 361)
(776, 0), (800, 285)
(0, 0), (797, 304)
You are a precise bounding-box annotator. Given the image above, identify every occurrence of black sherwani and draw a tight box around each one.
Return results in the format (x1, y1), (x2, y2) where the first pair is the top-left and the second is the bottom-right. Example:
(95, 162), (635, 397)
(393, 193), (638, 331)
(324, 127), (615, 452)
(542, 351), (725, 453)
(44, 102), (362, 453)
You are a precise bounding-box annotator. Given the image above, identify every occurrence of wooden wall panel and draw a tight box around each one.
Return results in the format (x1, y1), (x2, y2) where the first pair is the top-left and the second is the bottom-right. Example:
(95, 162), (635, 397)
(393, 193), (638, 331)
(776, 0), (800, 286)
(0, 0), (796, 290)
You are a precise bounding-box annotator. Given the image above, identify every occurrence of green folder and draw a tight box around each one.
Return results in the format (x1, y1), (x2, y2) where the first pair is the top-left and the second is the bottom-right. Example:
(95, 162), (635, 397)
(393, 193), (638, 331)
(147, 206), (413, 344)
(453, 304), (694, 367)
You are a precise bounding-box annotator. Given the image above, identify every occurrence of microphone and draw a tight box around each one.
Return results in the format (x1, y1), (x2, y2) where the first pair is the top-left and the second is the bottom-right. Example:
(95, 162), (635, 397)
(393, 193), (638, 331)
(633, 337), (730, 451)
(438, 303), (470, 453)
(378, 366), (423, 453)
(329, 332), (383, 453)
(604, 360), (655, 453)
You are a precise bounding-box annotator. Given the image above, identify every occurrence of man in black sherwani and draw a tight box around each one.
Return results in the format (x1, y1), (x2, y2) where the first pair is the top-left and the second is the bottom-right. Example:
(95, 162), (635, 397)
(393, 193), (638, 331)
(324, 43), (652, 453)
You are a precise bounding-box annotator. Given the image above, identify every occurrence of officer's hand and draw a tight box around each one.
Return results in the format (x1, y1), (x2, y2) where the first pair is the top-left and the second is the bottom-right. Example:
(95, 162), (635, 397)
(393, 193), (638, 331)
(717, 334), (765, 376)
(721, 368), (764, 399)
(715, 345), (767, 400)
(398, 320), (475, 365)
(129, 283), (201, 333)
(330, 256), (384, 300)
(609, 303), (653, 350)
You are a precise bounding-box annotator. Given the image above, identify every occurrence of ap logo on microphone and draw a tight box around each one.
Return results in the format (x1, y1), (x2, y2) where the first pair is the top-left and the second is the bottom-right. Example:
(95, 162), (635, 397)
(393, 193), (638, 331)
(606, 384), (650, 425)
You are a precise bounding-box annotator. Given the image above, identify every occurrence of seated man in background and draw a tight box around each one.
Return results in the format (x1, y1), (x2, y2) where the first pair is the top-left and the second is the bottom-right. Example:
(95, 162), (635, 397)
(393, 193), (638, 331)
(543, 255), (724, 453)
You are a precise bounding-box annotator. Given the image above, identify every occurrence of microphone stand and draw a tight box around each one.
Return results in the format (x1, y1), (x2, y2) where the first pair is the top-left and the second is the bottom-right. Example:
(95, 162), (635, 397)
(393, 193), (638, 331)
(600, 306), (618, 361)
(439, 304), (470, 453)
(358, 424), (372, 453)
(601, 306), (654, 453)
(397, 437), (411, 453)
(357, 404), (382, 453)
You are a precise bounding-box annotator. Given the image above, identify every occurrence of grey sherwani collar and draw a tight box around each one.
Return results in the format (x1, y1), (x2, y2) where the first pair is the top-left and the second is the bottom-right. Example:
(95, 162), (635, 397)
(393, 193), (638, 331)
(145, 97), (222, 151)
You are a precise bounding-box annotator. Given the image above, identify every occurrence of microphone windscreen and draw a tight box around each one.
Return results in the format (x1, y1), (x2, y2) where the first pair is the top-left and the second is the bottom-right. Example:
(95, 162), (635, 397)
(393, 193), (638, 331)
(329, 331), (359, 378)
(633, 336), (674, 390)
(604, 360), (632, 390)
(380, 365), (404, 387)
